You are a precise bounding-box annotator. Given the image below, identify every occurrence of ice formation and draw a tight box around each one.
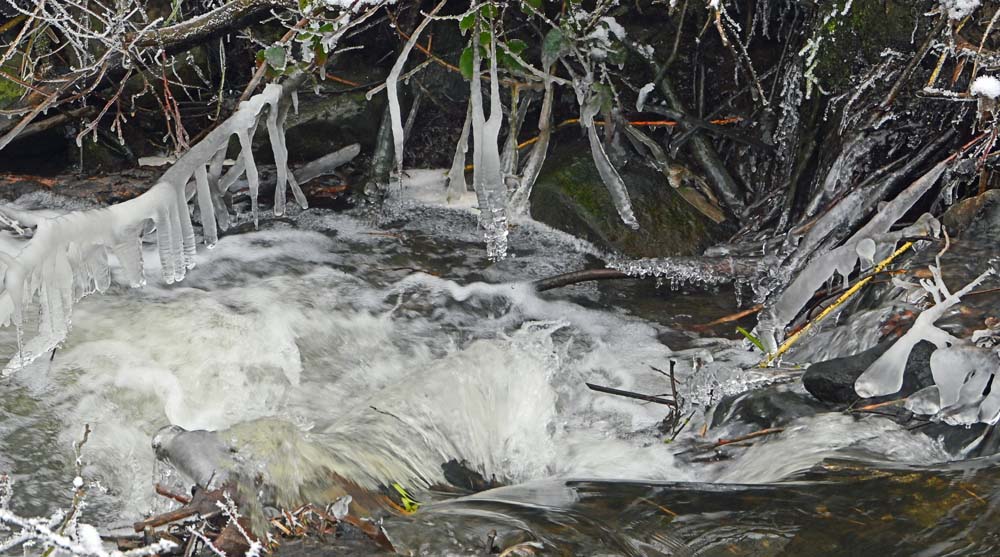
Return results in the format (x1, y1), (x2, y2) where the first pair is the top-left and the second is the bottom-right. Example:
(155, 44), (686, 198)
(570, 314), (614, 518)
(757, 160), (949, 352)
(940, 0), (981, 20)
(380, 0), (446, 198)
(635, 82), (656, 112)
(0, 79), (305, 371)
(468, 21), (510, 260)
(576, 87), (639, 229)
(856, 266), (995, 413)
(508, 71), (555, 215)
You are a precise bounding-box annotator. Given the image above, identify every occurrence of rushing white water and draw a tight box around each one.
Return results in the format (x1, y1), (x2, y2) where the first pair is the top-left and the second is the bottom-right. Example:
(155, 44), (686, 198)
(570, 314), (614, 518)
(0, 193), (958, 530)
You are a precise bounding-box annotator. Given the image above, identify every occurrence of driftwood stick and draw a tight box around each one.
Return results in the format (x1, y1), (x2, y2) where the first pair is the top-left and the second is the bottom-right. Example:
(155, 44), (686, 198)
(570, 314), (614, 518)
(586, 382), (678, 407)
(712, 427), (784, 448)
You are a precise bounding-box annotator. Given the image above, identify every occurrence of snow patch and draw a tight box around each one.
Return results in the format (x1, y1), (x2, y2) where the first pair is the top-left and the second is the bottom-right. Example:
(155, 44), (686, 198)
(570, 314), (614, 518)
(940, 0), (980, 20)
(971, 75), (1000, 99)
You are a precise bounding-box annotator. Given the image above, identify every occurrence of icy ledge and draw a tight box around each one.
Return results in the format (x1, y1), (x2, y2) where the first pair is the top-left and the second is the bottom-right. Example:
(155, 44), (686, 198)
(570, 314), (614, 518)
(0, 76), (305, 371)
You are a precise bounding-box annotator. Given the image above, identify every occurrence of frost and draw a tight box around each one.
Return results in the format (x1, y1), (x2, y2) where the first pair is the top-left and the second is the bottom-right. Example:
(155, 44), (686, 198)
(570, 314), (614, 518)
(0, 79), (305, 371)
(970, 75), (1000, 99)
(600, 17), (627, 40)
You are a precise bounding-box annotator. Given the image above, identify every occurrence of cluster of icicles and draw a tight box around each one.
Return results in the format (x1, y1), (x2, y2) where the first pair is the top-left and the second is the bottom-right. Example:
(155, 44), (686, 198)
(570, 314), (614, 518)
(0, 80), (304, 371)
(380, 2), (637, 261)
(754, 158), (1000, 426)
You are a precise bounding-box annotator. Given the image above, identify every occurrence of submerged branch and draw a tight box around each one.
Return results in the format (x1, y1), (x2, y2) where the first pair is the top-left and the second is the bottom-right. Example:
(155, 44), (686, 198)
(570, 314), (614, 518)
(533, 269), (631, 291)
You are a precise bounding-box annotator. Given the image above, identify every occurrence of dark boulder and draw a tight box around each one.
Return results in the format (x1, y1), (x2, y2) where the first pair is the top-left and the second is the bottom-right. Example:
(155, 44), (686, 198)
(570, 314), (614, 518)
(942, 189), (1000, 239)
(710, 383), (830, 431)
(802, 339), (936, 404)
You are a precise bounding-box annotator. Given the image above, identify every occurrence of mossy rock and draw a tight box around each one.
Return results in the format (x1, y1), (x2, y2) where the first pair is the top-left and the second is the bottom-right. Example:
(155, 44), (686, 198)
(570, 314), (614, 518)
(812, 0), (924, 91)
(529, 139), (730, 257)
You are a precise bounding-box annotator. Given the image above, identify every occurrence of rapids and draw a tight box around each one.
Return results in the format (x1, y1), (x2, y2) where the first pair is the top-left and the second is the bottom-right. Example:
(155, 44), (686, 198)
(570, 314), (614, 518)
(0, 193), (979, 554)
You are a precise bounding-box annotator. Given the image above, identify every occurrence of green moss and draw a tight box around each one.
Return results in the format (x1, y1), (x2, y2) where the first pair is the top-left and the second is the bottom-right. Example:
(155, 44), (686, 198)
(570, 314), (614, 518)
(0, 72), (25, 110)
(552, 159), (608, 216)
(530, 139), (728, 257)
(812, 0), (920, 91)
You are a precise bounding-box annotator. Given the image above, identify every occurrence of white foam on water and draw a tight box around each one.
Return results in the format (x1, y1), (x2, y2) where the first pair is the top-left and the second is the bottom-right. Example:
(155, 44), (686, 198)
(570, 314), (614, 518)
(0, 204), (961, 522)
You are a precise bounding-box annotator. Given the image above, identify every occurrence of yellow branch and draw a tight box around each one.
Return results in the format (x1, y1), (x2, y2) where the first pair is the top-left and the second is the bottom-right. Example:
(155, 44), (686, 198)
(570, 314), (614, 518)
(759, 241), (914, 367)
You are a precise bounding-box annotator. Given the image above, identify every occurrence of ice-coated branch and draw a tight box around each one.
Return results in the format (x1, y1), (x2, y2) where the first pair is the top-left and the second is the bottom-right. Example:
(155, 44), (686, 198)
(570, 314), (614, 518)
(469, 10), (510, 260)
(854, 266), (994, 399)
(378, 0), (448, 199)
(756, 159), (950, 353)
(0, 75), (306, 371)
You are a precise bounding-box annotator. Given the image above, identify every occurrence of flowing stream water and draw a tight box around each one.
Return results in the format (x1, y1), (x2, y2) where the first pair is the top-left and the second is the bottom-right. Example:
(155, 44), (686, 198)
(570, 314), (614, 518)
(0, 192), (995, 555)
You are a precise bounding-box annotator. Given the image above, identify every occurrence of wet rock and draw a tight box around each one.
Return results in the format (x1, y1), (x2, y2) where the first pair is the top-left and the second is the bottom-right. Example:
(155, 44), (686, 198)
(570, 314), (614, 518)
(529, 139), (730, 258)
(710, 383), (830, 432)
(802, 339), (936, 404)
(441, 459), (503, 493)
(942, 189), (1000, 239)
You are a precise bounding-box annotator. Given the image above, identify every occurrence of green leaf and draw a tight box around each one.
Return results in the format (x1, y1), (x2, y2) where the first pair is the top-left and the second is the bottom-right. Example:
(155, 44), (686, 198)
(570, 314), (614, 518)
(460, 46), (474, 80)
(479, 30), (492, 48)
(264, 45), (286, 71)
(736, 326), (767, 354)
(255, 49), (266, 65)
(541, 28), (564, 67)
(479, 3), (498, 19)
(459, 12), (476, 33)
(498, 51), (524, 74)
(606, 46), (627, 67)
(506, 38), (528, 55)
(521, 0), (542, 10)
(314, 39), (328, 67)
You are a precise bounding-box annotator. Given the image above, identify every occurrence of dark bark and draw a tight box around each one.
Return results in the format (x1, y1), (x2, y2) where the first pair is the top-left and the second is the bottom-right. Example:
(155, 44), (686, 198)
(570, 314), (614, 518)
(132, 0), (297, 53)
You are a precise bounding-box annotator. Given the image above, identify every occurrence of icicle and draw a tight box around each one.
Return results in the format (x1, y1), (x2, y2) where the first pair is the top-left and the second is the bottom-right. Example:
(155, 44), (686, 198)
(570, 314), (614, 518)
(381, 0), (448, 198)
(446, 101), (473, 203)
(155, 205), (178, 284)
(500, 88), (531, 181)
(581, 94), (639, 229)
(267, 105), (289, 216)
(469, 15), (510, 260)
(276, 102), (308, 210)
(194, 165), (218, 247)
(111, 225), (146, 288)
(236, 130), (259, 227)
(207, 147), (231, 233)
(174, 183), (197, 270)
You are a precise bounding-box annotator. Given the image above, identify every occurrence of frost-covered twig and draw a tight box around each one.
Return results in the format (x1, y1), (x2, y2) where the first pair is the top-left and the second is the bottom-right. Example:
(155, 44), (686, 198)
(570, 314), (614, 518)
(0, 472), (176, 556)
